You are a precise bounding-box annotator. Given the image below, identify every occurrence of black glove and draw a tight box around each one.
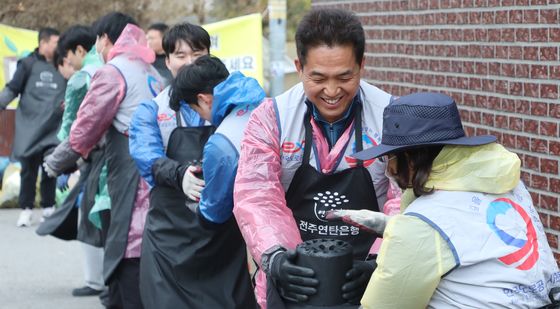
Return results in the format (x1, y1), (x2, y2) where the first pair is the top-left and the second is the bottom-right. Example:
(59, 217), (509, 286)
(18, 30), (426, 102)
(543, 287), (560, 309)
(268, 250), (319, 303)
(342, 259), (377, 304)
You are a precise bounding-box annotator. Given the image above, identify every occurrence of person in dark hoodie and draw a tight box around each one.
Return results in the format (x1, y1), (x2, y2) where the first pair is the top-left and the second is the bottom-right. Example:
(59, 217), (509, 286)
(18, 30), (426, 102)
(0, 27), (63, 227)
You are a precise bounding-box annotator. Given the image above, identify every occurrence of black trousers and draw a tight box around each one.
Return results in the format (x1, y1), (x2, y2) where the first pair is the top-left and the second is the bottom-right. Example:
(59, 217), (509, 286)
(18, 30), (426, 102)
(107, 258), (144, 309)
(18, 152), (56, 209)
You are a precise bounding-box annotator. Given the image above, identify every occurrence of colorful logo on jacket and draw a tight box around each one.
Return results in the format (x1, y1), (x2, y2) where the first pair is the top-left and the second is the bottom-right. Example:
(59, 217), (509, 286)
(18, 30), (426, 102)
(157, 112), (175, 122)
(236, 105), (251, 116)
(487, 198), (538, 270)
(313, 191), (349, 222)
(147, 75), (163, 97)
(345, 133), (377, 168)
(282, 140), (305, 154)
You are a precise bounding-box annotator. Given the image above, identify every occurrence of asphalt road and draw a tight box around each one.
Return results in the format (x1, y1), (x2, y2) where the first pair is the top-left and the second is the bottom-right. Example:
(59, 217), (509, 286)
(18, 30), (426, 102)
(0, 208), (103, 309)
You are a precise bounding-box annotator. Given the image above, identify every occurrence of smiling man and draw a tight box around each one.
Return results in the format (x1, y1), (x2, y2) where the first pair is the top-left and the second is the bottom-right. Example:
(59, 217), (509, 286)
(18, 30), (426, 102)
(233, 8), (394, 308)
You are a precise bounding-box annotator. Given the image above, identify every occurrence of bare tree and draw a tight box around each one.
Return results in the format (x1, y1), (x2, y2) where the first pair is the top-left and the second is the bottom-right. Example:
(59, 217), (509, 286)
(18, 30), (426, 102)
(0, 0), (204, 31)
(0, 0), (309, 40)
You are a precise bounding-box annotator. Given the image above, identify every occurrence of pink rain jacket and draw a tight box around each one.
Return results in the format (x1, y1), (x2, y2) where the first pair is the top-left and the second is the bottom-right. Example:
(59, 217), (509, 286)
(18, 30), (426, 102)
(69, 24), (156, 258)
(234, 99), (398, 307)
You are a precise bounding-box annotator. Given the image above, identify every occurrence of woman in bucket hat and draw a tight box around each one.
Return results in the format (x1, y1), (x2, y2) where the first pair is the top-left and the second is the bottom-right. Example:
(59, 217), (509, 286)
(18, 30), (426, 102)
(329, 92), (560, 308)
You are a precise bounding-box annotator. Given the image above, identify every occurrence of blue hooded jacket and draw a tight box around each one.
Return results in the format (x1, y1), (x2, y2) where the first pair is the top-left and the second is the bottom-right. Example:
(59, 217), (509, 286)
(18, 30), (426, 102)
(199, 71), (265, 224)
(130, 86), (204, 187)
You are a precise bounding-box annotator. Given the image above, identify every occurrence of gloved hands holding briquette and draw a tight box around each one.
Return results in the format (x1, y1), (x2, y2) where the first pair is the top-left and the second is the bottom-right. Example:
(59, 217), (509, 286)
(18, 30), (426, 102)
(343, 259), (377, 304)
(326, 209), (385, 304)
(326, 209), (389, 236)
(267, 249), (319, 303)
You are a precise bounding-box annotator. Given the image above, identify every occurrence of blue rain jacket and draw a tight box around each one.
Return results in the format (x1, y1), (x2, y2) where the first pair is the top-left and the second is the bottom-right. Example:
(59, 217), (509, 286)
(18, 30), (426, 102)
(199, 71), (265, 224)
(129, 86), (204, 187)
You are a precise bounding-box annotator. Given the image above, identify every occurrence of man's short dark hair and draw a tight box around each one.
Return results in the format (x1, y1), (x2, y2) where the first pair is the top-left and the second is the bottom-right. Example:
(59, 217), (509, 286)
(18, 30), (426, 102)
(38, 27), (59, 43)
(162, 23), (211, 57)
(92, 12), (137, 44)
(295, 8), (365, 67)
(148, 22), (169, 34)
(58, 25), (96, 55)
(169, 55), (229, 111)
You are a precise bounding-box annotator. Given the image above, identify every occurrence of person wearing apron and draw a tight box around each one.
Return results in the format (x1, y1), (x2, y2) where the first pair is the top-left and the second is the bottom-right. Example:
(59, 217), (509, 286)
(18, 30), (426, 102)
(129, 22), (211, 191)
(134, 56), (259, 308)
(43, 20), (164, 309)
(0, 28), (63, 227)
(233, 8), (394, 308)
(38, 25), (106, 297)
(128, 23), (214, 309)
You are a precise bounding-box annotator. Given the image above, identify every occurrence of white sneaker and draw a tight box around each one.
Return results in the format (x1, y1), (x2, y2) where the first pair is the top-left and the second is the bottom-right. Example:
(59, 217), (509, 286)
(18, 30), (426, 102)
(16, 209), (33, 227)
(40, 206), (55, 223)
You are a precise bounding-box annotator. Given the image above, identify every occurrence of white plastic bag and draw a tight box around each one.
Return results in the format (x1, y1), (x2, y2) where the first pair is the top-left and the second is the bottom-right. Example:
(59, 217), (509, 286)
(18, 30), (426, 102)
(0, 163), (21, 208)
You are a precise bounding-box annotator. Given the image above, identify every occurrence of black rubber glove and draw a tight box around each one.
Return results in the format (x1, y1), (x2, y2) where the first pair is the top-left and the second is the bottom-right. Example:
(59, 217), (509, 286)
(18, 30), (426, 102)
(342, 259), (377, 304)
(268, 250), (319, 302)
(543, 287), (560, 308)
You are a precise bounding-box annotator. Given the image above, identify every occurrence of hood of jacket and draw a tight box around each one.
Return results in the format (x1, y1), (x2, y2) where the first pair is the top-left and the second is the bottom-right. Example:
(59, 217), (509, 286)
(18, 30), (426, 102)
(401, 143), (521, 210)
(107, 24), (155, 64)
(211, 71), (265, 126)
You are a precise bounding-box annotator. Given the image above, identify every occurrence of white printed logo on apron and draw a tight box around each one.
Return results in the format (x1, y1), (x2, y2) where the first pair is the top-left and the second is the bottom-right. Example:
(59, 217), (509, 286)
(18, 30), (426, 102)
(313, 191), (349, 222)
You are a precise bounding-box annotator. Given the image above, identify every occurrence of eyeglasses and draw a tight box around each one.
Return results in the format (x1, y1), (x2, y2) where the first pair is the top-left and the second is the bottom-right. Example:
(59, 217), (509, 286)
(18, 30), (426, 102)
(378, 155), (396, 163)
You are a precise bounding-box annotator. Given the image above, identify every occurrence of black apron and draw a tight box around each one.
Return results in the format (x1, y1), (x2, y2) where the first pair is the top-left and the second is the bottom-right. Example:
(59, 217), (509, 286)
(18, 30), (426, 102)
(36, 147), (104, 248)
(285, 103), (380, 260)
(13, 59), (65, 159)
(76, 147), (106, 247)
(103, 126), (141, 282)
(139, 114), (257, 309)
(36, 167), (84, 240)
(267, 105), (376, 309)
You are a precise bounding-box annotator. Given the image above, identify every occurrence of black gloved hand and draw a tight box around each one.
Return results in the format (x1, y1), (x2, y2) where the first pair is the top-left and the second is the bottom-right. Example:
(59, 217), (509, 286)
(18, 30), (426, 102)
(268, 250), (319, 303)
(342, 259), (377, 304)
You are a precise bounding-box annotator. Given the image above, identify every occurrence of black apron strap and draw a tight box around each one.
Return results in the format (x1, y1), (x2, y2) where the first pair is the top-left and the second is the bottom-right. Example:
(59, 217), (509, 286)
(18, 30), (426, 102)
(302, 108), (313, 166)
(176, 111), (182, 127)
(354, 103), (364, 167)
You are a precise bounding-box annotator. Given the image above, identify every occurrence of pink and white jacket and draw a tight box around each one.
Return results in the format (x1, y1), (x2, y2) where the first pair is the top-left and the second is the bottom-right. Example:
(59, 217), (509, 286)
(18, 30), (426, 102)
(233, 81), (393, 307)
(69, 24), (162, 258)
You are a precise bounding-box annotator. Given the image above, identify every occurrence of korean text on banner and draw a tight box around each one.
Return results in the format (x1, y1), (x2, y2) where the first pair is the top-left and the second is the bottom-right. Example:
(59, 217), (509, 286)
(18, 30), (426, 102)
(203, 13), (263, 86)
